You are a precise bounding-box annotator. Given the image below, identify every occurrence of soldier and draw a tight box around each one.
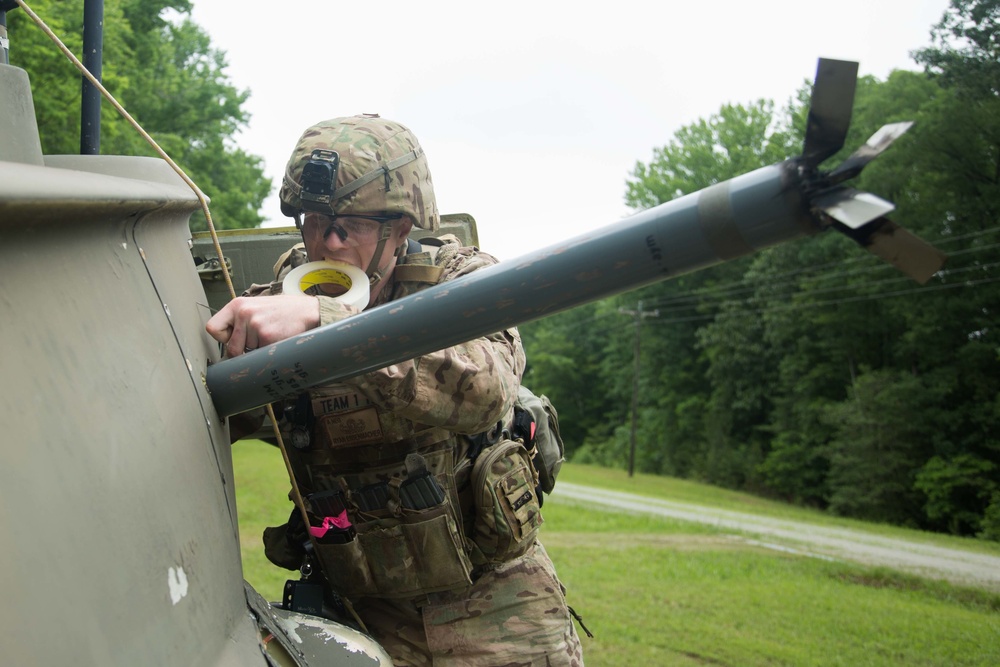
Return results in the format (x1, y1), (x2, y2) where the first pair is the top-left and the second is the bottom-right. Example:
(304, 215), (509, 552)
(206, 114), (584, 666)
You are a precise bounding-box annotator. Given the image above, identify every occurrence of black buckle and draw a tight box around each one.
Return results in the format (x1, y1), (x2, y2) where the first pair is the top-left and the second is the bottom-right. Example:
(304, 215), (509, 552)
(466, 420), (504, 463)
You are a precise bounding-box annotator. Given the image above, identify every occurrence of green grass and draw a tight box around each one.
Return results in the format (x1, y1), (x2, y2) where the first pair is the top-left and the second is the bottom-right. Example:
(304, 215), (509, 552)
(231, 440), (300, 602)
(233, 441), (1000, 666)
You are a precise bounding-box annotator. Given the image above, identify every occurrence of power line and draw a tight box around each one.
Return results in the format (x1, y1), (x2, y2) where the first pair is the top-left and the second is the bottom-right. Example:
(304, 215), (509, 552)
(646, 275), (1000, 325)
(673, 259), (1000, 314)
(640, 242), (1000, 314)
(570, 273), (1000, 338)
(529, 271), (1000, 341)
(519, 240), (1000, 338)
(635, 225), (1000, 304)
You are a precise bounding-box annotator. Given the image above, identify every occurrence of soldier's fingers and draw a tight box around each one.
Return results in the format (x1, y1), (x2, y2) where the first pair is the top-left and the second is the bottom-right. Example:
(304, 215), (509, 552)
(243, 329), (259, 354)
(205, 305), (235, 344)
(226, 320), (248, 358)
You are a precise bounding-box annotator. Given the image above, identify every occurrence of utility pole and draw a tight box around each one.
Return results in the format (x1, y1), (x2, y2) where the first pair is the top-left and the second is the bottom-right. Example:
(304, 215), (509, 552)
(618, 300), (659, 477)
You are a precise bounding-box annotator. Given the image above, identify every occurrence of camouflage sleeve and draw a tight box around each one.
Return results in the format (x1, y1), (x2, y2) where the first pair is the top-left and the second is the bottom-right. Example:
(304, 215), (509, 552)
(337, 245), (525, 434)
(316, 297), (362, 324)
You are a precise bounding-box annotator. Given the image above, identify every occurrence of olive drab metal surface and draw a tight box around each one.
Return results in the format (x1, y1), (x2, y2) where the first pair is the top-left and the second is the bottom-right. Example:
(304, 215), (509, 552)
(0, 61), (390, 666)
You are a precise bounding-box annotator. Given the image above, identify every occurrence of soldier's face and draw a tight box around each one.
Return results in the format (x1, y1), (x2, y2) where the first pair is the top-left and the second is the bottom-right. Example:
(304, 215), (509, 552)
(302, 214), (413, 296)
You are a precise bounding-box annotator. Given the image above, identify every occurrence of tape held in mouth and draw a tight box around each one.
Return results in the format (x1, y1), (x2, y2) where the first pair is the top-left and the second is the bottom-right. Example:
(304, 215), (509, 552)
(282, 261), (370, 309)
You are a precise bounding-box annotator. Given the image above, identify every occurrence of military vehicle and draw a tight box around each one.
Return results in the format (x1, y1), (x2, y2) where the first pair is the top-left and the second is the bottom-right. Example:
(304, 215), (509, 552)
(1, 3), (944, 665)
(0, 5), (392, 665)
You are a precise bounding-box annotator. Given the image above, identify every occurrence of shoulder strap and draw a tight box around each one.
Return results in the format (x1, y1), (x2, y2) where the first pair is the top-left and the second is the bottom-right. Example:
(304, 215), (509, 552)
(394, 237), (447, 285)
(393, 263), (446, 284)
(274, 242), (307, 280)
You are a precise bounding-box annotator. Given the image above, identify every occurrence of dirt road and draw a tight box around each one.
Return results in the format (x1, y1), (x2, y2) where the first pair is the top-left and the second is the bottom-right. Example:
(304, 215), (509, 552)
(553, 482), (1000, 591)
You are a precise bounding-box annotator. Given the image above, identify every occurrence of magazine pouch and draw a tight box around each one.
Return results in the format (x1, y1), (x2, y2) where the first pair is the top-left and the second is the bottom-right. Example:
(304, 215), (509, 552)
(312, 448), (474, 599)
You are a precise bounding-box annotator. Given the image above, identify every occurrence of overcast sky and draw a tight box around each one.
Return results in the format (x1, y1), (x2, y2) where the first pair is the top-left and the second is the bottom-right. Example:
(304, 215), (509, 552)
(190, 0), (952, 261)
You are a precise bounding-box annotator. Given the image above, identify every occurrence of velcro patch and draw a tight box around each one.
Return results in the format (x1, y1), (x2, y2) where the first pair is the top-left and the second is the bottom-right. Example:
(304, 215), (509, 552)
(317, 407), (384, 447)
(312, 390), (372, 416)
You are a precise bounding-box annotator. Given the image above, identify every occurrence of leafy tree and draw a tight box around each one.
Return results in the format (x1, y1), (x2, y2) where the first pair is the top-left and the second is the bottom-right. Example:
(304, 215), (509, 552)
(626, 100), (794, 208)
(909, 0), (1000, 536)
(737, 74), (930, 504)
(979, 492), (1000, 540)
(914, 0), (1000, 97)
(577, 101), (797, 480)
(618, 23), (997, 535)
(824, 369), (936, 526)
(915, 454), (998, 534)
(8, 0), (269, 230)
(549, 1), (1000, 538)
(519, 302), (609, 456)
(526, 2), (1000, 539)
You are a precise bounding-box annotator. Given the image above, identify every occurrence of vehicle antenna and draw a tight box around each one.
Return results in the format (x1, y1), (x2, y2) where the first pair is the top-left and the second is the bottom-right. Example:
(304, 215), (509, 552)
(80, 0), (103, 154)
(1, 1), (18, 65)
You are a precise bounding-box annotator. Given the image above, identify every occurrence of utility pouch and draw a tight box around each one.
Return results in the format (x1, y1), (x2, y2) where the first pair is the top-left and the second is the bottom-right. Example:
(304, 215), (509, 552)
(311, 448), (474, 599)
(470, 438), (544, 564)
(313, 505), (473, 599)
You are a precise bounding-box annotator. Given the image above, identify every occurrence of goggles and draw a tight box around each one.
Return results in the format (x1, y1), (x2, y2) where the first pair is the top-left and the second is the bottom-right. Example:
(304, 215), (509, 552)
(299, 211), (402, 247)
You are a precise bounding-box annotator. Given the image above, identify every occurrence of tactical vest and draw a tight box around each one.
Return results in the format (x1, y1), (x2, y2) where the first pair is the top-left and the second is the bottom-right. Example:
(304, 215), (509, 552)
(272, 238), (542, 601)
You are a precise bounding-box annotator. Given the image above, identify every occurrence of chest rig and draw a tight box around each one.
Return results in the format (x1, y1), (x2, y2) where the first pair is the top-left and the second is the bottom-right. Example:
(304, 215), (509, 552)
(277, 237), (488, 600)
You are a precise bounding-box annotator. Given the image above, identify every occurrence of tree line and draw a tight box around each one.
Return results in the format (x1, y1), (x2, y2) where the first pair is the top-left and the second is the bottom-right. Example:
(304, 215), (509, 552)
(7, 0), (269, 230)
(520, 0), (1000, 540)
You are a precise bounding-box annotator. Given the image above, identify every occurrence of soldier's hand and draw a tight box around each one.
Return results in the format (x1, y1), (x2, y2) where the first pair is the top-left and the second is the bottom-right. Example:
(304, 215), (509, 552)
(206, 294), (320, 358)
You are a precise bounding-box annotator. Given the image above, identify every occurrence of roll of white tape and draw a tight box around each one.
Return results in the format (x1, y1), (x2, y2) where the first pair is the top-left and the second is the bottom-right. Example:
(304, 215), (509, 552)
(282, 261), (370, 309)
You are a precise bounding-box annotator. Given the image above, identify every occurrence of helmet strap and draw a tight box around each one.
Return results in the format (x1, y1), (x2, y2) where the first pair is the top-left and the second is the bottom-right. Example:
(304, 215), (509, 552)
(364, 223), (398, 290)
(294, 211), (307, 248)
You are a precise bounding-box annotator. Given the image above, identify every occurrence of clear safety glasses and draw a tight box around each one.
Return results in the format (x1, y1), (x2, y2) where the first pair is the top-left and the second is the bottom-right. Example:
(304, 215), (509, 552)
(299, 212), (403, 247)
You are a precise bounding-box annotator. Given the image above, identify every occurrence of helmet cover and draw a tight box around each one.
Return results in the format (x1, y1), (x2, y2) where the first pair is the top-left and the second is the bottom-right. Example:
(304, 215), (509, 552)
(279, 114), (440, 231)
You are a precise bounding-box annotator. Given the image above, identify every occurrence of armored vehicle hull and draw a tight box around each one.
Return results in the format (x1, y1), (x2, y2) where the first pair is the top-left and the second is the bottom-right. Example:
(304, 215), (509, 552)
(0, 62), (389, 666)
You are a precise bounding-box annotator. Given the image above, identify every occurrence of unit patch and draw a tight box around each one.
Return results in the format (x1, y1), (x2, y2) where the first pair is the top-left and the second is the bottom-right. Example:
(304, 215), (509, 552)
(319, 407), (384, 446)
(310, 388), (383, 447)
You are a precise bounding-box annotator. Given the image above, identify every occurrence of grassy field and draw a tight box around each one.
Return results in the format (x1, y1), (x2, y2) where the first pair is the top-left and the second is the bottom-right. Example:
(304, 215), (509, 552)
(232, 440), (1000, 666)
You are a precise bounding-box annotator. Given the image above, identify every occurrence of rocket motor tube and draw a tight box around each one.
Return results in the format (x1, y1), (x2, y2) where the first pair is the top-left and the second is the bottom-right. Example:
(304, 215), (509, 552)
(206, 162), (818, 418)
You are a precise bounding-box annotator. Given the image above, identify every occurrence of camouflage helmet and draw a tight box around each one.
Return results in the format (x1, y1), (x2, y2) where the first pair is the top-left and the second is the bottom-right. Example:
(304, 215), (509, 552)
(279, 114), (440, 231)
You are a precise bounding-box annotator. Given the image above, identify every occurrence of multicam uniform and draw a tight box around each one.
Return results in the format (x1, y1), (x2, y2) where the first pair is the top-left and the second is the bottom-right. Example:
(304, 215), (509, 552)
(259, 239), (584, 666)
